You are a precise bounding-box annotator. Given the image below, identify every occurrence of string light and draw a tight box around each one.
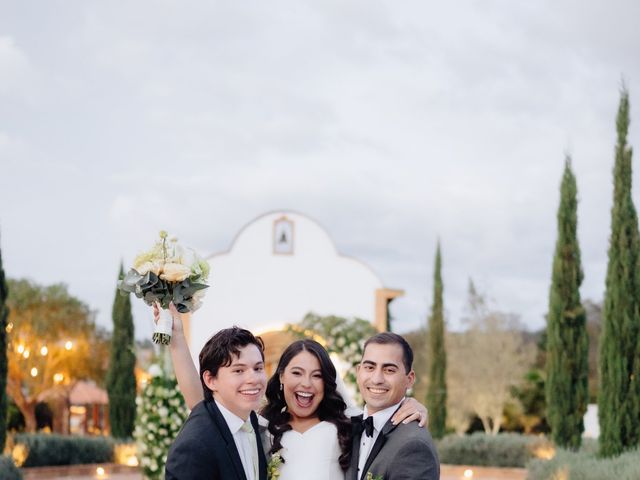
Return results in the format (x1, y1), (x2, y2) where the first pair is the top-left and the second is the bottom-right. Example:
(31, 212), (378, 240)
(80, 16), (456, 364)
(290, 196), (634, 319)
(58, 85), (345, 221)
(65, 341), (73, 350)
(53, 373), (64, 383)
(30, 367), (38, 377)
(17, 344), (25, 354)
(22, 350), (30, 359)
(40, 346), (48, 356)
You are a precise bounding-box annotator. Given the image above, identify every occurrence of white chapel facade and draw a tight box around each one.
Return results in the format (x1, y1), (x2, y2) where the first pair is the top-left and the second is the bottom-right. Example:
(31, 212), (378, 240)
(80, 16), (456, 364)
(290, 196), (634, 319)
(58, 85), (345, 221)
(186, 211), (403, 366)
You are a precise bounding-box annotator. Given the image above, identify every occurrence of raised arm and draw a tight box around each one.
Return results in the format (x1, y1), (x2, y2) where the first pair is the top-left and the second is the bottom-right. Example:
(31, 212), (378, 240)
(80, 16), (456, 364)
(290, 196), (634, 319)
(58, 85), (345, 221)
(153, 303), (204, 409)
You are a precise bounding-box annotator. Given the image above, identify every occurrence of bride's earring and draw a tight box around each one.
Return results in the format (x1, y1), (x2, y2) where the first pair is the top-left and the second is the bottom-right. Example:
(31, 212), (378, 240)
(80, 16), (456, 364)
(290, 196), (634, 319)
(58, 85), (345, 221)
(280, 383), (283, 392)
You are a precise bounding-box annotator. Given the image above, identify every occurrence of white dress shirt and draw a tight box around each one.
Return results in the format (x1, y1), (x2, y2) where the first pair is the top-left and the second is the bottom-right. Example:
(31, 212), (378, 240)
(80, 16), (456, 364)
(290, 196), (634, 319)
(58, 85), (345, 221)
(357, 400), (404, 477)
(215, 400), (257, 480)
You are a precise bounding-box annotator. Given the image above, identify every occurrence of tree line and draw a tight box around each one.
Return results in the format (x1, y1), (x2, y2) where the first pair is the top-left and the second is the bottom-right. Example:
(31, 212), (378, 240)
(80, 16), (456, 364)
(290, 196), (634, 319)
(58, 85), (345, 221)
(423, 87), (640, 458)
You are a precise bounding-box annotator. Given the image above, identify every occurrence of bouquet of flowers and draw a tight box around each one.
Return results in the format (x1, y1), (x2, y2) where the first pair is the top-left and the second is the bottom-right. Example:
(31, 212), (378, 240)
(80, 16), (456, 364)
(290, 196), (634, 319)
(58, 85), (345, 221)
(118, 231), (210, 344)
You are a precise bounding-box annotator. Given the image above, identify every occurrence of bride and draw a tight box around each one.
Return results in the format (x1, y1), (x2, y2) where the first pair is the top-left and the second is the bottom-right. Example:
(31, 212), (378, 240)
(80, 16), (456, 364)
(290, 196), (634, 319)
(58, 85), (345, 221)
(157, 304), (428, 479)
(261, 338), (351, 477)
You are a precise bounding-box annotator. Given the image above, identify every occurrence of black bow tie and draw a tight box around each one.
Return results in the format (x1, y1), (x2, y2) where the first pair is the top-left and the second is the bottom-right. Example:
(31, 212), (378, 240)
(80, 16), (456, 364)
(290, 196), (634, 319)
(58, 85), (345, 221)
(353, 415), (375, 438)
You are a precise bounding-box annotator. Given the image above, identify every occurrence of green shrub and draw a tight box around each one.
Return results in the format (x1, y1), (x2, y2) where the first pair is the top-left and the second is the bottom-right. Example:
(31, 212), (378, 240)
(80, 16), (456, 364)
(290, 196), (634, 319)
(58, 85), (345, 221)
(0, 455), (22, 480)
(527, 447), (640, 480)
(14, 434), (114, 467)
(437, 432), (552, 467)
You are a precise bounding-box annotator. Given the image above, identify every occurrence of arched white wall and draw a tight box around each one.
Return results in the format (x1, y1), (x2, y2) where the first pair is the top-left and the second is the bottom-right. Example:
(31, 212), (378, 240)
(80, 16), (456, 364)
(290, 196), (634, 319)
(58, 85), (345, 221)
(188, 211), (383, 361)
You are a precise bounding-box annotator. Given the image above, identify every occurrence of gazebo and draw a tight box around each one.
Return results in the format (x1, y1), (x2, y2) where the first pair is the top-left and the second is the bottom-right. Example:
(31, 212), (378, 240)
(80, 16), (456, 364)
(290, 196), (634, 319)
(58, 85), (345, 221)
(39, 380), (109, 435)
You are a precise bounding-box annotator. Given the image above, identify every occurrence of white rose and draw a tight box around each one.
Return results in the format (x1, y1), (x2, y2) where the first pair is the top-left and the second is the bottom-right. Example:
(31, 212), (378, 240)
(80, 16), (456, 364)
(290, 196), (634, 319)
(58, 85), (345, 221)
(160, 262), (191, 282)
(135, 261), (163, 276)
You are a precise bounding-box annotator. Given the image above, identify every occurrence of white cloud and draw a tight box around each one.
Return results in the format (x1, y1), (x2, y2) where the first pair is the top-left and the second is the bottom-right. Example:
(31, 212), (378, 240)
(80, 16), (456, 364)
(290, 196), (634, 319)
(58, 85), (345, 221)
(1, 1), (640, 338)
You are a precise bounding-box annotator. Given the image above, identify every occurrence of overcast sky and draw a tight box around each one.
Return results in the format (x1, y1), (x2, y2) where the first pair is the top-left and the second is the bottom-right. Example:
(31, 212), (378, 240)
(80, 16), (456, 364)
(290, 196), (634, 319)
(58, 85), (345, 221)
(2, 1), (640, 340)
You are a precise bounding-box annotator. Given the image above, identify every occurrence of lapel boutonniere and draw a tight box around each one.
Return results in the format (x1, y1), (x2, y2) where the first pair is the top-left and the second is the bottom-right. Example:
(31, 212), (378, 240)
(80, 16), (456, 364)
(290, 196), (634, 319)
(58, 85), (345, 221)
(366, 473), (383, 480)
(267, 451), (283, 480)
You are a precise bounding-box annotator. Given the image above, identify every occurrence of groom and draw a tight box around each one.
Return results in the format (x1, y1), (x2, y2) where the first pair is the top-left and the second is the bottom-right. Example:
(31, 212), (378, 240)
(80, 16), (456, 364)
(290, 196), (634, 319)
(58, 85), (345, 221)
(347, 332), (440, 480)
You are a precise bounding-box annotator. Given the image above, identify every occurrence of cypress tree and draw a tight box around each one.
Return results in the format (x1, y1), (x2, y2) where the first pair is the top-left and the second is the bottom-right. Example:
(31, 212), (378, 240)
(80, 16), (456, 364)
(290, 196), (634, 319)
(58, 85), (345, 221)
(0, 234), (9, 450)
(545, 157), (589, 449)
(426, 242), (447, 438)
(106, 263), (137, 439)
(599, 88), (640, 457)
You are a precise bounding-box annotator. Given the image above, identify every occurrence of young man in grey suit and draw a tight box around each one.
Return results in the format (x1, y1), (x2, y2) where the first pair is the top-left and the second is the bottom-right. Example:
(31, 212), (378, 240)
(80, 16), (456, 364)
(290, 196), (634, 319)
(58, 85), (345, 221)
(347, 332), (440, 480)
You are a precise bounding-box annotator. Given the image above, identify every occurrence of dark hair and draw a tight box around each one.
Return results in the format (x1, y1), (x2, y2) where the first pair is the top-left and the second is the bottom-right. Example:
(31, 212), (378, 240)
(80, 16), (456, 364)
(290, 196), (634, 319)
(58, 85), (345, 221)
(199, 326), (265, 402)
(261, 340), (352, 471)
(363, 332), (414, 373)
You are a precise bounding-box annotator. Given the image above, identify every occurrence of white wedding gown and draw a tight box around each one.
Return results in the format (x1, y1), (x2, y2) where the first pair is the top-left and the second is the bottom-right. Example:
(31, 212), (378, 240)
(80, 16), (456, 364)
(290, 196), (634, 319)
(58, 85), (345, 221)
(266, 421), (345, 480)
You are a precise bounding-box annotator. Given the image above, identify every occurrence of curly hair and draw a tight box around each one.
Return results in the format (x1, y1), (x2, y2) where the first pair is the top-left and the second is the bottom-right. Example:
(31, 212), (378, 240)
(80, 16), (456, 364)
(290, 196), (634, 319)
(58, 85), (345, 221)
(260, 339), (352, 471)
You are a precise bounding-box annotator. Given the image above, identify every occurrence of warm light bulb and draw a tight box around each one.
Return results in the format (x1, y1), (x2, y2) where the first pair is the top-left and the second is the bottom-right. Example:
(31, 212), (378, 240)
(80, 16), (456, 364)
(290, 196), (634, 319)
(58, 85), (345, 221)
(40, 346), (48, 356)
(17, 344), (25, 354)
(96, 466), (106, 478)
(65, 341), (73, 350)
(23, 350), (30, 359)
(53, 373), (64, 383)
(464, 469), (473, 479)
(5, 322), (12, 333)
(30, 367), (38, 377)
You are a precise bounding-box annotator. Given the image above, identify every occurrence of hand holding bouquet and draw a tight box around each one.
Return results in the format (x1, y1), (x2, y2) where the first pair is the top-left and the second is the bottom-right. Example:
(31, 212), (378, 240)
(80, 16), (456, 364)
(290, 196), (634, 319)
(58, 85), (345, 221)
(118, 231), (210, 344)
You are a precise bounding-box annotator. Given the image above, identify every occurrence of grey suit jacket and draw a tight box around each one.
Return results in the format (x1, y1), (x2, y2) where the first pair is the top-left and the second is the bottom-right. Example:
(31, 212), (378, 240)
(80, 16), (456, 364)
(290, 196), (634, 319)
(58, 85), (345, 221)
(346, 414), (440, 480)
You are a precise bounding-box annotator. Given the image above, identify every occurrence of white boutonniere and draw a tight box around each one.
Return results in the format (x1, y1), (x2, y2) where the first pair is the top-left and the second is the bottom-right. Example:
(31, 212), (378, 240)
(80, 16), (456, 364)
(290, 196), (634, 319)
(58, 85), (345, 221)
(267, 451), (283, 480)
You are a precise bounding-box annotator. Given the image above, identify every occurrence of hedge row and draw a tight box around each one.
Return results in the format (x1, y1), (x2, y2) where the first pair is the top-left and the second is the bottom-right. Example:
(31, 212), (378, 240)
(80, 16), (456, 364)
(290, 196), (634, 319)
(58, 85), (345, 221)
(0, 455), (22, 480)
(436, 432), (552, 468)
(527, 448), (640, 480)
(14, 434), (114, 467)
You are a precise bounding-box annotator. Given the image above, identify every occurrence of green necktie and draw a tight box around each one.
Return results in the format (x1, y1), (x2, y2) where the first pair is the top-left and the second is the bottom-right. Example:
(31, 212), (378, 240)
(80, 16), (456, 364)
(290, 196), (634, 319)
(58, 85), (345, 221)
(241, 419), (259, 480)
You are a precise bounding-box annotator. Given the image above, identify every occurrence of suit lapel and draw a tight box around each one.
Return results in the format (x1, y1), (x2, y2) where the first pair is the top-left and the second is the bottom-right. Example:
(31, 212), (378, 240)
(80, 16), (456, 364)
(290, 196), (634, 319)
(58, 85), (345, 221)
(359, 411), (401, 480)
(205, 401), (248, 480)
(349, 415), (364, 480)
(251, 411), (267, 480)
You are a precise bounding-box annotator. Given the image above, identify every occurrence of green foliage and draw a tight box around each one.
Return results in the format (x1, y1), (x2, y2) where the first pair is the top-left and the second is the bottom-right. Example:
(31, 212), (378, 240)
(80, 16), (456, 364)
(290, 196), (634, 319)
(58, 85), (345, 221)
(545, 158), (588, 449)
(402, 329), (429, 404)
(426, 243), (447, 439)
(599, 87), (640, 457)
(436, 432), (551, 468)
(134, 365), (188, 480)
(527, 447), (640, 480)
(510, 369), (549, 434)
(0, 456), (22, 480)
(13, 433), (114, 467)
(106, 264), (137, 439)
(289, 313), (378, 404)
(0, 237), (8, 450)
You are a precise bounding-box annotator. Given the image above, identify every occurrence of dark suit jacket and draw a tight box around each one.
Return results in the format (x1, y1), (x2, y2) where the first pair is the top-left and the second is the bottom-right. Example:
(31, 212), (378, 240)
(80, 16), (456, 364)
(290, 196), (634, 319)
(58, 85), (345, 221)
(346, 413), (440, 480)
(165, 400), (267, 480)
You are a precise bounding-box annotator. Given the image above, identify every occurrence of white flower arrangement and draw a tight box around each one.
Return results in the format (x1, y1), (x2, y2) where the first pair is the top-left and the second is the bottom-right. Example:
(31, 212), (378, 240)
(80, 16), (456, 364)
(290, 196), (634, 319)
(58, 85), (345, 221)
(118, 231), (210, 344)
(134, 364), (188, 480)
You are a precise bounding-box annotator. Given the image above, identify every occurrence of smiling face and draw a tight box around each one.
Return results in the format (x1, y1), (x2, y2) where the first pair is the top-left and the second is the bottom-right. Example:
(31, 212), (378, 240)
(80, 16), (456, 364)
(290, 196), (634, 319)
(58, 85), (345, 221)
(357, 342), (415, 414)
(279, 350), (325, 420)
(204, 344), (267, 420)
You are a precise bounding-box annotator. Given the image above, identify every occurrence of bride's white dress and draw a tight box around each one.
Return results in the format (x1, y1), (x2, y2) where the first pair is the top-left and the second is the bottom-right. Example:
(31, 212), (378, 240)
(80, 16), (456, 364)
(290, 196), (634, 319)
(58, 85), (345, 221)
(268, 421), (345, 480)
